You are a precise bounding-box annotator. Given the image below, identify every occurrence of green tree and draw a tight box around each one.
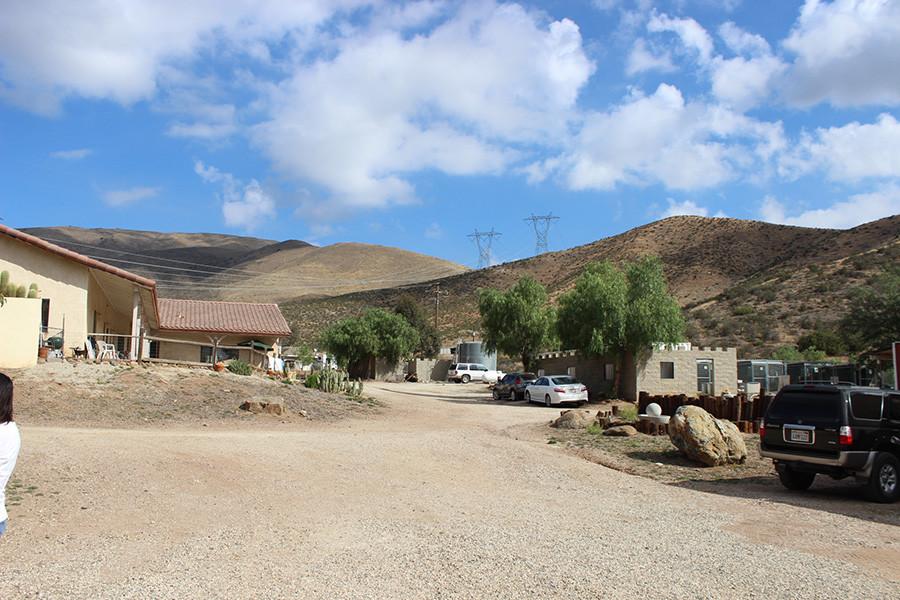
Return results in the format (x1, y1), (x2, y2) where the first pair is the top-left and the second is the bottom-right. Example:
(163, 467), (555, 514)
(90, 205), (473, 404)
(478, 276), (555, 370)
(394, 295), (440, 358)
(841, 265), (900, 351)
(773, 346), (804, 362)
(797, 329), (847, 356)
(556, 257), (685, 396)
(321, 308), (419, 369)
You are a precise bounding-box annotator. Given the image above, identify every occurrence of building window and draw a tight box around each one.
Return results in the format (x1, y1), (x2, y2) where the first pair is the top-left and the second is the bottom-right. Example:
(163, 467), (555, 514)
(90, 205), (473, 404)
(660, 361), (675, 379)
(149, 341), (160, 359)
(200, 346), (239, 364)
(567, 367), (576, 377)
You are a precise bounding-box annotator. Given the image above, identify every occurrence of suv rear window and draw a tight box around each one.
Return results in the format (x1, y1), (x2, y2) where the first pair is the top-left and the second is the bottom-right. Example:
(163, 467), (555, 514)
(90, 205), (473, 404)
(766, 389), (842, 423)
(850, 392), (883, 421)
(449, 364), (458, 370)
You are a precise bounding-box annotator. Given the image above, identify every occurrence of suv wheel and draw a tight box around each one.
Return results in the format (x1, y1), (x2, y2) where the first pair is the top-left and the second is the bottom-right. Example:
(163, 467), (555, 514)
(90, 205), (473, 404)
(777, 466), (816, 491)
(461, 374), (470, 384)
(492, 389), (500, 401)
(866, 453), (900, 503)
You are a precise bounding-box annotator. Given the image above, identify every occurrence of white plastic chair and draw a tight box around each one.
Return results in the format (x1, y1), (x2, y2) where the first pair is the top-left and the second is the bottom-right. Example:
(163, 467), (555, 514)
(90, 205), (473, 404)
(96, 340), (117, 361)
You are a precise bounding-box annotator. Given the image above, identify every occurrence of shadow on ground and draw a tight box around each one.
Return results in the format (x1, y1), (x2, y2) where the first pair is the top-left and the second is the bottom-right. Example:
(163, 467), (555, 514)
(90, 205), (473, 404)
(673, 474), (900, 528)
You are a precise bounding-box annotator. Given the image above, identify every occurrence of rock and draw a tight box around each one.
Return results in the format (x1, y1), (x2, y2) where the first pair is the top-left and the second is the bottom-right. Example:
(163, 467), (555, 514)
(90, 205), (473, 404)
(263, 401), (284, 416)
(240, 400), (264, 413)
(603, 425), (638, 437)
(668, 405), (747, 466)
(550, 410), (596, 429)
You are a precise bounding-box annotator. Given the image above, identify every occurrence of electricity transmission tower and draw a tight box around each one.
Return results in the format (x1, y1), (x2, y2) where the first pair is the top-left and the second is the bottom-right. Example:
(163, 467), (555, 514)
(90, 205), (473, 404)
(524, 213), (559, 255)
(467, 228), (502, 268)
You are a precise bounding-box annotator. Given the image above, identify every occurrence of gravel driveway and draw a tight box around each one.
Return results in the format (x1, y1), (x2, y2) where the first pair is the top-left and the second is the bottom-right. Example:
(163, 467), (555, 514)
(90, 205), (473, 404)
(1, 381), (898, 599)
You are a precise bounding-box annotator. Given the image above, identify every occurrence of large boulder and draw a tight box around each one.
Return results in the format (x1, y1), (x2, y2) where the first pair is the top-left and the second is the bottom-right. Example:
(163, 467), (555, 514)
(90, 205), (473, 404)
(668, 405), (747, 466)
(550, 410), (596, 429)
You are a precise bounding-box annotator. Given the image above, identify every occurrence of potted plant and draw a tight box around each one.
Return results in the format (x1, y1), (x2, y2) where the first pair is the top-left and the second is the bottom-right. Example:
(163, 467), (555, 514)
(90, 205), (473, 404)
(213, 361), (226, 372)
(37, 345), (49, 360)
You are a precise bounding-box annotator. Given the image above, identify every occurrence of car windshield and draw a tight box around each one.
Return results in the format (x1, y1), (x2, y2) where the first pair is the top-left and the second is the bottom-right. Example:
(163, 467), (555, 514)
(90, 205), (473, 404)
(766, 389), (843, 423)
(551, 376), (578, 385)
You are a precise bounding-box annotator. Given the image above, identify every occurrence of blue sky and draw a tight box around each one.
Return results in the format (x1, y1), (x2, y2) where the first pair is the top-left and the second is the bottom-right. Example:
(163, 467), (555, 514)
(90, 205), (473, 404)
(1, 0), (899, 267)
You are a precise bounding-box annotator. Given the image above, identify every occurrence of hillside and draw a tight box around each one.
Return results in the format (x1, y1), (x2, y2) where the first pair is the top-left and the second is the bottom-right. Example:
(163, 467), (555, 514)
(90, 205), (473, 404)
(281, 215), (900, 357)
(23, 226), (468, 301)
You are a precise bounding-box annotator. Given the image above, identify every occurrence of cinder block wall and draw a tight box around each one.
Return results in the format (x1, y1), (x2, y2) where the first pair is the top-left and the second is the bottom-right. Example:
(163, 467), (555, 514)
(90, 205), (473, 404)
(533, 352), (616, 400)
(636, 347), (738, 397)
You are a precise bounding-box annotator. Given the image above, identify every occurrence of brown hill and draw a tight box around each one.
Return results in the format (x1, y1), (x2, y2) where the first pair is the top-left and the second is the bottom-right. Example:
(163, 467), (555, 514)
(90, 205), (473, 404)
(22, 226), (468, 302)
(281, 215), (900, 357)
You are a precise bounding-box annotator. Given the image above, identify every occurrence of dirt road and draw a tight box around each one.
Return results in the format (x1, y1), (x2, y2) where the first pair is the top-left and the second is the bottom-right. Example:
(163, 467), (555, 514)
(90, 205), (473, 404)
(1, 381), (898, 598)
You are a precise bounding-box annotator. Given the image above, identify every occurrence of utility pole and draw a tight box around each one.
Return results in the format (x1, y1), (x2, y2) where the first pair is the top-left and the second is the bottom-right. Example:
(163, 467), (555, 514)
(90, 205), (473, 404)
(524, 213), (559, 255)
(432, 283), (449, 330)
(467, 228), (502, 268)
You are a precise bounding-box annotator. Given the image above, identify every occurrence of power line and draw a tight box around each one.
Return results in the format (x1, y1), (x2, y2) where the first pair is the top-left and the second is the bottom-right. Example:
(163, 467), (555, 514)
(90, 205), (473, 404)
(467, 228), (501, 269)
(523, 213), (559, 255)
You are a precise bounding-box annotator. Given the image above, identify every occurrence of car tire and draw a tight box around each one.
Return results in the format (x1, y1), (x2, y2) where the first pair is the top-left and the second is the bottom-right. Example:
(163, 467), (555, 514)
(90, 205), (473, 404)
(544, 394), (552, 407)
(461, 374), (470, 384)
(866, 452), (900, 503)
(515, 391), (523, 402)
(777, 466), (816, 491)
(525, 391), (531, 404)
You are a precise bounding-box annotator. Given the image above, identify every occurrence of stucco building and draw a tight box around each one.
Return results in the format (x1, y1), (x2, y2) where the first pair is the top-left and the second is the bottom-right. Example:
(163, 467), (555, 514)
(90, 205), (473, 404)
(0, 224), (291, 369)
(534, 343), (738, 401)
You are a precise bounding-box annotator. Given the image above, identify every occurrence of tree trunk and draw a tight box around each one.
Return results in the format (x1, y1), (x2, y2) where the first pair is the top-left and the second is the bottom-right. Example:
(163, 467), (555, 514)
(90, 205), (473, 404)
(522, 352), (530, 372)
(615, 349), (634, 400)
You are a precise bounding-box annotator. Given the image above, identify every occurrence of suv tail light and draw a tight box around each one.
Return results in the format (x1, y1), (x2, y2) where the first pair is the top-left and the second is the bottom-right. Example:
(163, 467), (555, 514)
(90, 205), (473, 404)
(759, 420), (765, 440)
(839, 426), (853, 446)
(515, 377), (521, 385)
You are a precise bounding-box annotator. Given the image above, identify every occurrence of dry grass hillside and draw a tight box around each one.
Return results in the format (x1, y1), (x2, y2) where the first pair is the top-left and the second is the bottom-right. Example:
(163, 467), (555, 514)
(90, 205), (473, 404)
(281, 215), (900, 357)
(22, 226), (467, 301)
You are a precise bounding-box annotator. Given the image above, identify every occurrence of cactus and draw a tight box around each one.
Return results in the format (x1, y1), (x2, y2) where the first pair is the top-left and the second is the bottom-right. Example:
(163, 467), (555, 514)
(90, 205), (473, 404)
(27, 283), (39, 299)
(15, 285), (26, 298)
(0, 271), (8, 289)
(4, 283), (14, 297)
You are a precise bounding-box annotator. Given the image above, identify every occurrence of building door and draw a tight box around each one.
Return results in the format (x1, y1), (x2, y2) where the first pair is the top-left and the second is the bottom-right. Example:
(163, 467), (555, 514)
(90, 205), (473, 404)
(697, 359), (714, 395)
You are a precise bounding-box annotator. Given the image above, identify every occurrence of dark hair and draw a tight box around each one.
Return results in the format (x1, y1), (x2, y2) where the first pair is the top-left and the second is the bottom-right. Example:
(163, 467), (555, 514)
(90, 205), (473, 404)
(0, 372), (12, 424)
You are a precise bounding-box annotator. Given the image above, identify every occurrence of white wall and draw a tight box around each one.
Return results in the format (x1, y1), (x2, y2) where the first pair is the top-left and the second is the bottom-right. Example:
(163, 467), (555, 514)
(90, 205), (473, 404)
(0, 298), (42, 368)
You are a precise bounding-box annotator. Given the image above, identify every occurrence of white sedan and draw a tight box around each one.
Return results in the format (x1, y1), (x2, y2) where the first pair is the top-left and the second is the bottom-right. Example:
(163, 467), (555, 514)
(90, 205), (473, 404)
(525, 375), (588, 406)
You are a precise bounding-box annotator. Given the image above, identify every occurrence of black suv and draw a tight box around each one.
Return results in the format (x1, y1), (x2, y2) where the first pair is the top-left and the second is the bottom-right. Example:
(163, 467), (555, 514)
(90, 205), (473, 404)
(492, 372), (537, 401)
(760, 384), (900, 502)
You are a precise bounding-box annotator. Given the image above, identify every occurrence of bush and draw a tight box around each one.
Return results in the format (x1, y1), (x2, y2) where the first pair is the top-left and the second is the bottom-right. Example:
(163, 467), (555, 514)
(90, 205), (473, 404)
(304, 372), (320, 389)
(732, 305), (754, 316)
(227, 360), (253, 376)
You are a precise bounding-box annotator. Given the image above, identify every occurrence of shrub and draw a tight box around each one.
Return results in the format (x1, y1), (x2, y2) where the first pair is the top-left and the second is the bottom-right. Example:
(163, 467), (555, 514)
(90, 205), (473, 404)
(304, 372), (320, 389)
(732, 305), (754, 316)
(227, 360), (253, 376)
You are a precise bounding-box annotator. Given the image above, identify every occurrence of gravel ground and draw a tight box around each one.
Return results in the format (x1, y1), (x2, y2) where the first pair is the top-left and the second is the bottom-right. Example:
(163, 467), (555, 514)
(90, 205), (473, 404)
(0, 381), (898, 599)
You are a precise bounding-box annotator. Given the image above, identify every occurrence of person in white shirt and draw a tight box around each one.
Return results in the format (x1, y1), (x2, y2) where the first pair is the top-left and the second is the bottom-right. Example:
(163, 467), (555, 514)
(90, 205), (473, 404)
(0, 372), (21, 538)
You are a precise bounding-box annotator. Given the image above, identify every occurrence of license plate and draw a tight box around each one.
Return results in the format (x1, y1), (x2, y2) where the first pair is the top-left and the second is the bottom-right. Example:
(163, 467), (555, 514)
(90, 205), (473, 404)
(789, 429), (811, 443)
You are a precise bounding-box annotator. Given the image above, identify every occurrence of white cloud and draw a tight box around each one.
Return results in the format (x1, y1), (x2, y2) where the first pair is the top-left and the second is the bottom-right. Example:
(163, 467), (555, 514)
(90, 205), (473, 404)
(424, 222), (444, 239)
(101, 186), (160, 207)
(194, 160), (275, 230)
(252, 2), (593, 210)
(548, 84), (784, 191)
(0, 0), (370, 115)
(49, 148), (91, 160)
(647, 12), (714, 64)
(783, 0), (900, 107)
(781, 113), (900, 181)
(625, 38), (675, 76)
(760, 186), (900, 229)
(661, 199), (710, 218)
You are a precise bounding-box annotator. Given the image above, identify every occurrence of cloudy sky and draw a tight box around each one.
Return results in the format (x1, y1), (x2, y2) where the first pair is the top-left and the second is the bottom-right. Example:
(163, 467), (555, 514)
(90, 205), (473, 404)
(1, 0), (898, 266)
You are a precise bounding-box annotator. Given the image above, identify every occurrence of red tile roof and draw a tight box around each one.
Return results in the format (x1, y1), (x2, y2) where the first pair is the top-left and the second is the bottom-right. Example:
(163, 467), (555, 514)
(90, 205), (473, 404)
(0, 223), (157, 289)
(157, 298), (292, 337)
